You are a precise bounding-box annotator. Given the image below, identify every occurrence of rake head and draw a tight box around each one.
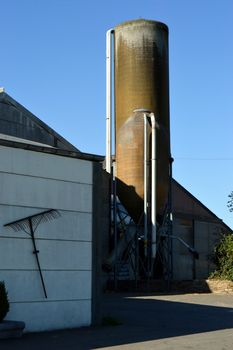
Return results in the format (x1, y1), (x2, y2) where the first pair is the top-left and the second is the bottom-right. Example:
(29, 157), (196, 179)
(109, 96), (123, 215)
(4, 209), (61, 232)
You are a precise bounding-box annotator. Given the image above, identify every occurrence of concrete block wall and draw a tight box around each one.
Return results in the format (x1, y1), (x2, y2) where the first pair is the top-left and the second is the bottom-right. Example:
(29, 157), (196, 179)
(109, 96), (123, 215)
(194, 221), (221, 279)
(0, 145), (93, 332)
(172, 218), (194, 280)
(172, 218), (222, 280)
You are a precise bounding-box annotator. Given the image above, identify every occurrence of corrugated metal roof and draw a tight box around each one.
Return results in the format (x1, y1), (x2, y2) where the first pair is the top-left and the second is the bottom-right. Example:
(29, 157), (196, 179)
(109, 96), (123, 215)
(0, 90), (79, 152)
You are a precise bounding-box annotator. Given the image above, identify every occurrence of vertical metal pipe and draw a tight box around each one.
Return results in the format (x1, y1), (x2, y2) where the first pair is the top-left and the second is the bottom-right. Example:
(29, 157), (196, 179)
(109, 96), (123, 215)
(144, 114), (148, 257)
(168, 157), (174, 282)
(113, 161), (118, 290)
(150, 113), (157, 259)
(106, 29), (114, 174)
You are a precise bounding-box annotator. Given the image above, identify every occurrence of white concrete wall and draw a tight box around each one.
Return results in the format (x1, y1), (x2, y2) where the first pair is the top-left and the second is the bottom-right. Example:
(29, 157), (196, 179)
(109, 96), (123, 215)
(0, 145), (93, 332)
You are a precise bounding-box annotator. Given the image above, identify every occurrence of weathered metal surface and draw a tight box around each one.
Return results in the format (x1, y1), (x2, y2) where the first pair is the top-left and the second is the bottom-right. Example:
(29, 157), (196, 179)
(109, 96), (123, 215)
(115, 19), (171, 223)
(116, 111), (145, 223)
(0, 91), (79, 151)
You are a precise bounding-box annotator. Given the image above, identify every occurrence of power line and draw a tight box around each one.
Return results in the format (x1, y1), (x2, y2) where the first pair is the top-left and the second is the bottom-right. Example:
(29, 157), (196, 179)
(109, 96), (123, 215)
(174, 157), (233, 161)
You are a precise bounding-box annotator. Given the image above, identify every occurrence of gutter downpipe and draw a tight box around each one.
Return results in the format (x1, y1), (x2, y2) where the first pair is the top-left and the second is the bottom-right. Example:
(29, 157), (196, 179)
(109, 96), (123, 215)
(134, 108), (151, 260)
(150, 113), (157, 262)
(143, 114), (149, 257)
(106, 28), (118, 288)
(106, 28), (114, 174)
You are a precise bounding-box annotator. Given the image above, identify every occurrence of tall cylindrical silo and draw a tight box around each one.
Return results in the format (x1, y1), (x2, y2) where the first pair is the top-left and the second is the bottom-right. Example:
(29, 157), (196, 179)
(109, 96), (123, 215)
(114, 19), (170, 224)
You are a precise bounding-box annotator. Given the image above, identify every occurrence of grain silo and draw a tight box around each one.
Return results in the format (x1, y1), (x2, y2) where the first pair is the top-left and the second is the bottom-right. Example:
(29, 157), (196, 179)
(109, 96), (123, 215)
(106, 19), (171, 226)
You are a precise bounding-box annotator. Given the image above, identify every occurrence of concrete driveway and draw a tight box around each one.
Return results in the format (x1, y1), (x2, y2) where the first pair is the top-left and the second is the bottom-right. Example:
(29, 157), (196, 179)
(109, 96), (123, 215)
(1, 293), (233, 349)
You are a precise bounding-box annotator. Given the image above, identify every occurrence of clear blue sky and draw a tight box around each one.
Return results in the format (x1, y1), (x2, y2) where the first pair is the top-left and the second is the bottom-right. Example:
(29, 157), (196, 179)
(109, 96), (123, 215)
(1, 0), (233, 228)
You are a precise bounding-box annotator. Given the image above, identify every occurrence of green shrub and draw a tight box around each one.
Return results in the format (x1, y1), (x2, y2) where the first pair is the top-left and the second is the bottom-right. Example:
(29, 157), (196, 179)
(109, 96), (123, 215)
(227, 192), (233, 212)
(210, 233), (233, 281)
(0, 281), (10, 322)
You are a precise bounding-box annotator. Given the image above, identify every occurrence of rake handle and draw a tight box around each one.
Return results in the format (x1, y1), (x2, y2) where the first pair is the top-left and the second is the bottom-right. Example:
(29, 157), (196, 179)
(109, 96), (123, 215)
(29, 219), (48, 298)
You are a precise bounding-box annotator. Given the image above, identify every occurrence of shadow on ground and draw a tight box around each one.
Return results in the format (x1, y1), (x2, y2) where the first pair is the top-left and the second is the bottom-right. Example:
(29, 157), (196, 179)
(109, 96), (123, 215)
(1, 293), (233, 349)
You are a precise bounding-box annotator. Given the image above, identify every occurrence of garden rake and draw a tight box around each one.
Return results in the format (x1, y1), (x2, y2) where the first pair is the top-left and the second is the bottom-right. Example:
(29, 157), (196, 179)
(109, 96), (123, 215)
(4, 209), (60, 298)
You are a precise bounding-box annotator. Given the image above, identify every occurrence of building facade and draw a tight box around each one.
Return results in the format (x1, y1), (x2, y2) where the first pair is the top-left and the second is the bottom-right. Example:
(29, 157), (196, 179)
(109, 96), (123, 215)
(0, 90), (109, 332)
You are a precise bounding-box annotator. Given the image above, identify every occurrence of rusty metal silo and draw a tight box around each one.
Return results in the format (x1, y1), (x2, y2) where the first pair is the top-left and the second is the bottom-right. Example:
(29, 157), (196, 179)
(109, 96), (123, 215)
(114, 19), (170, 224)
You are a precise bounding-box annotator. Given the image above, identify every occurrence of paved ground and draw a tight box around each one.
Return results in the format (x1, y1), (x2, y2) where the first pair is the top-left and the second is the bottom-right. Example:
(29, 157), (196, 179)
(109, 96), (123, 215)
(1, 293), (233, 349)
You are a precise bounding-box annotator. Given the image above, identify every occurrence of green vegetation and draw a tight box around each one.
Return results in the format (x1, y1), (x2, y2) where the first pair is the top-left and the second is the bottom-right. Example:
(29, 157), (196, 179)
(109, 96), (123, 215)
(210, 233), (233, 281)
(0, 281), (10, 322)
(227, 191), (233, 212)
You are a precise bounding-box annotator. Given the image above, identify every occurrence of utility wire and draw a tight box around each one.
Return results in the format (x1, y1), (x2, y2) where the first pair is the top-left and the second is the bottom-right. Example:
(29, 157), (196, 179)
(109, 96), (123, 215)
(174, 157), (233, 161)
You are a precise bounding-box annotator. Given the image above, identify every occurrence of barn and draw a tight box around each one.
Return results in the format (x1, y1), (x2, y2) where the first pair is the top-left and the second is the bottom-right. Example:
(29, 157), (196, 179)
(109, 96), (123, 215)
(0, 89), (109, 332)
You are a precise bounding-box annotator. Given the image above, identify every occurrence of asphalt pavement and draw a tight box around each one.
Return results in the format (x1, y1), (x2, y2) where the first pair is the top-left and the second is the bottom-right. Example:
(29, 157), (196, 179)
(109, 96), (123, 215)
(1, 292), (233, 349)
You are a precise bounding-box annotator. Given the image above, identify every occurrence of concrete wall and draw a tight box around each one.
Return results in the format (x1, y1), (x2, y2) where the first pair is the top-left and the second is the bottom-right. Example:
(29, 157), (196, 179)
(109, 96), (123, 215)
(0, 145), (93, 332)
(194, 221), (221, 279)
(172, 218), (222, 280)
(172, 218), (194, 280)
(172, 180), (216, 221)
(92, 163), (110, 325)
(171, 180), (229, 281)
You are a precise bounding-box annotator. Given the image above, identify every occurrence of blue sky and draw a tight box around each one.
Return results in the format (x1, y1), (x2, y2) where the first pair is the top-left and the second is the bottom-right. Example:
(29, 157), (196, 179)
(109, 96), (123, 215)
(1, 0), (233, 228)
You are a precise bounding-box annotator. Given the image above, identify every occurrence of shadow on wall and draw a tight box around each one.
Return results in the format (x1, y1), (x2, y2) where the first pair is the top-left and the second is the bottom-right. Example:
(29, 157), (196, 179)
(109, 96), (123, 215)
(116, 177), (144, 225)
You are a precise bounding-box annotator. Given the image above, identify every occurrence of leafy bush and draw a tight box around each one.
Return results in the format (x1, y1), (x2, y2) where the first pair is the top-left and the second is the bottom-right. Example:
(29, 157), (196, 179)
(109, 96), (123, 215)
(0, 281), (10, 322)
(227, 192), (233, 212)
(210, 233), (233, 281)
